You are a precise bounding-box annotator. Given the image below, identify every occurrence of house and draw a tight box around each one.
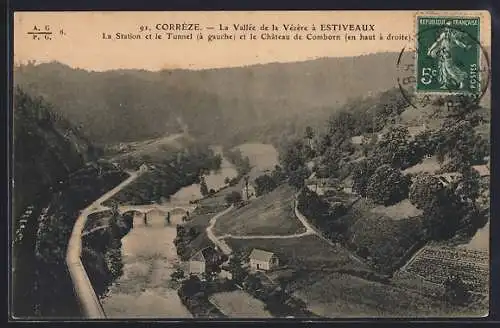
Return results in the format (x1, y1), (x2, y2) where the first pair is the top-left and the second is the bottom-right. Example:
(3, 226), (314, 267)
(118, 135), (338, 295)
(139, 163), (149, 173)
(306, 172), (340, 196)
(351, 135), (365, 145)
(472, 164), (490, 178)
(249, 249), (279, 271)
(188, 246), (224, 278)
(242, 181), (257, 201)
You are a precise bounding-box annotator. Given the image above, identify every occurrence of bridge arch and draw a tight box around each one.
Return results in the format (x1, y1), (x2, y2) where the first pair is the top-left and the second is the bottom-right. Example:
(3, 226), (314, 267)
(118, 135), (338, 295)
(117, 204), (197, 225)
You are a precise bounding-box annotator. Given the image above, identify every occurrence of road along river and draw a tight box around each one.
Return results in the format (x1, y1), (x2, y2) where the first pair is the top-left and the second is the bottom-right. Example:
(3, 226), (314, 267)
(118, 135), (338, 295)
(100, 151), (237, 318)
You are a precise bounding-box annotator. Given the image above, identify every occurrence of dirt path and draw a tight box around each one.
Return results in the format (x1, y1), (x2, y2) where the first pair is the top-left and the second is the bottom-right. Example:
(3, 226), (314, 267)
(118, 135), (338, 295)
(206, 205), (234, 255)
(206, 193), (365, 266)
(206, 195), (315, 253)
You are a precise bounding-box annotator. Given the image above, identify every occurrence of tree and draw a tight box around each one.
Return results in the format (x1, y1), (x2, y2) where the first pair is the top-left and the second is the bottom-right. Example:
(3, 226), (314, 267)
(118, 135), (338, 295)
(421, 188), (463, 240)
(182, 274), (202, 297)
(225, 191), (242, 205)
(199, 176), (209, 196)
(320, 147), (342, 178)
(254, 174), (278, 196)
(176, 225), (186, 238)
(304, 126), (316, 159)
(243, 176), (250, 200)
(455, 167), (480, 204)
(414, 130), (439, 158)
(170, 267), (185, 282)
(279, 139), (307, 174)
(245, 273), (264, 293)
(188, 227), (198, 240)
(374, 125), (418, 169)
(316, 133), (332, 156)
(288, 166), (310, 190)
(271, 165), (286, 184)
(365, 164), (410, 206)
(202, 271), (215, 282)
(408, 173), (444, 210)
(224, 177), (231, 185)
(435, 120), (489, 171)
(305, 126), (314, 147)
(228, 252), (247, 284)
(444, 275), (470, 305)
(352, 158), (378, 197)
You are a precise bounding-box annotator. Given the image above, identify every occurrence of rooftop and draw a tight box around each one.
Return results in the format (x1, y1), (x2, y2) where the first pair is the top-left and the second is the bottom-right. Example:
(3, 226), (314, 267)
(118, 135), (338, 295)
(189, 246), (223, 264)
(472, 164), (490, 177)
(249, 248), (276, 262)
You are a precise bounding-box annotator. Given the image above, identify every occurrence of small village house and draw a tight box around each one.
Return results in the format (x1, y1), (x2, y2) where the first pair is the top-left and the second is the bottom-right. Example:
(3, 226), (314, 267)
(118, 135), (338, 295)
(242, 180), (257, 201)
(139, 163), (149, 173)
(249, 249), (279, 271)
(472, 164), (490, 178)
(188, 246), (224, 278)
(306, 172), (340, 196)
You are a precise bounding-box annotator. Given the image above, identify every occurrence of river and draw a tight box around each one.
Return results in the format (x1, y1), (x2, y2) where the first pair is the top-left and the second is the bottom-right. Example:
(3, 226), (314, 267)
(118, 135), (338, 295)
(100, 149), (238, 318)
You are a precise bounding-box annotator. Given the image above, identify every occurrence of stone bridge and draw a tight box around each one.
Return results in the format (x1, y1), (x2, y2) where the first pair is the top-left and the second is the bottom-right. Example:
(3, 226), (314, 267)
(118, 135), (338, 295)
(117, 204), (197, 216)
(117, 203), (198, 226)
(82, 203), (198, 237)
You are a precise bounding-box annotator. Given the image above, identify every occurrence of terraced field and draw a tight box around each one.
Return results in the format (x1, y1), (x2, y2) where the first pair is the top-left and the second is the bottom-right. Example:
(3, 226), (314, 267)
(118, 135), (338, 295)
(403, 246), (489, 293)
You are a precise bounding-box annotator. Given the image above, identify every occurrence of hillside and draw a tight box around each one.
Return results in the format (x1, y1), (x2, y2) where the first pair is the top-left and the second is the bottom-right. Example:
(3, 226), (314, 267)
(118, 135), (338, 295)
(13, 87), (100, 218)
(12, 88), (133, 318)
(13, 53), (401, 145)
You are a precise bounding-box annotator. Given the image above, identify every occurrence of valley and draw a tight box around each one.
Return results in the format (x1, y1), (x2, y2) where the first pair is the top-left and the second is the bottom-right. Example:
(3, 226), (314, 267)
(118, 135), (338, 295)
(12, 51), (490, 319)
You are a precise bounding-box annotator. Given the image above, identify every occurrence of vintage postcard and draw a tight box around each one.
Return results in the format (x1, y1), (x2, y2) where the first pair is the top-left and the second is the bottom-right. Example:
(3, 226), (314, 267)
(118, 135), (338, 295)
(11, 11), (491, 320)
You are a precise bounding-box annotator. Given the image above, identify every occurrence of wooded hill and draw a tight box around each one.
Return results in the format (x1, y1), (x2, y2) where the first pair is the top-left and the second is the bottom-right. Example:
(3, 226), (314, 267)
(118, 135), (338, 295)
(13, 53), (404, 145)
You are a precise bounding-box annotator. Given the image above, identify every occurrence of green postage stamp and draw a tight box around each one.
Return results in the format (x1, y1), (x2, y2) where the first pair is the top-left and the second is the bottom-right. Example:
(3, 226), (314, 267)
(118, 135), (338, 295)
(416, 16), (481, 94)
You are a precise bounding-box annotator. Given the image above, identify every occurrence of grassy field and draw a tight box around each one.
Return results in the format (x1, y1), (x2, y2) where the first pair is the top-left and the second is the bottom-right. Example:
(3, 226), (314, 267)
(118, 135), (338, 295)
(459, 220), (489, 251)
(234, 143), (279, 181)
(402, 156), (441, 175)
(196, 184), (241, 210)
(289, 271), (464, 317)
(225, 235), (368, 271)
(180, 183), (243, 237)
(212, 184), (305, 236)
(234, 143), (278, 170)
(209, 290), (272, 318)
(341, 198), (424, 274)
(370, 199), (422, 220)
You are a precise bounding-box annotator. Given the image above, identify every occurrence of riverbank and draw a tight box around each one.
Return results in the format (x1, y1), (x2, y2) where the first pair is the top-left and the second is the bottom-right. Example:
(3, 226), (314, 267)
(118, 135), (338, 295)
(98, 147), (238, 318)
(99, 212), (193, 318)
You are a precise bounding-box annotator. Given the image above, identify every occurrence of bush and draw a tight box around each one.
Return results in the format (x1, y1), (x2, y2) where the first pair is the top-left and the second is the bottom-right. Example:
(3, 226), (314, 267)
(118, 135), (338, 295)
(444, 275), (471, 305)
(352, 158), (378, 197)
(225, 191), (242, 205)
(254, 174), (278, 196)
(409, 173), (444, 210)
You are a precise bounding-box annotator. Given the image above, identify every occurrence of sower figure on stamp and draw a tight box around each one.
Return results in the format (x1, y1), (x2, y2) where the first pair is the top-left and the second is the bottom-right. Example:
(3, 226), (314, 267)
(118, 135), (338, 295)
(426, 27), (471, 90)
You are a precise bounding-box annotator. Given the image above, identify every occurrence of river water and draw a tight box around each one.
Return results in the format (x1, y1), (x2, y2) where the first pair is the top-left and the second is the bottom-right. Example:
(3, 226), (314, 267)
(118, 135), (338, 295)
(100, 151), (237, 318)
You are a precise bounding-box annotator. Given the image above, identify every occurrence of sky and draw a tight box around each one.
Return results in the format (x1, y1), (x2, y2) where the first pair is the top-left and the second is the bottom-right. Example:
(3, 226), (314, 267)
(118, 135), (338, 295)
(14, 11), (491, 71)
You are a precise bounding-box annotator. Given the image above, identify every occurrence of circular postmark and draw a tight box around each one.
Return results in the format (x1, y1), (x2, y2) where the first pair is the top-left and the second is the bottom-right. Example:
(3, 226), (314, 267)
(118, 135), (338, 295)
(396, 19), (490, 113)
